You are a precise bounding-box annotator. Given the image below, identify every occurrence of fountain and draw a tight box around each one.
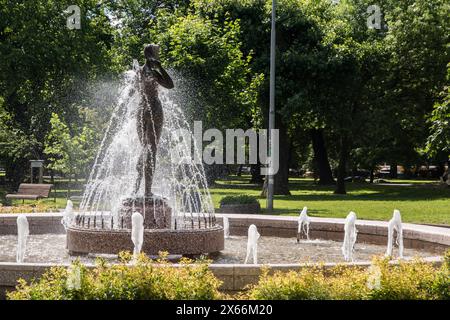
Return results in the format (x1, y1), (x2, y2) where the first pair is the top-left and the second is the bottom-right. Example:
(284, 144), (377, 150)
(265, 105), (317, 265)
(366, 264), (382, 290)
(342, 211), (358, 262)
(16, 215), (29, 263)
(223, 216), (230, 239)
(66, 44), (224, 256)
(66, 264), (81, 290)
(131, 212), (144, 258)
(297, 206), (310, 242)
(61, 200), (74, 230)
(244, 224), (260, 264)
(386, 209), (404, 258)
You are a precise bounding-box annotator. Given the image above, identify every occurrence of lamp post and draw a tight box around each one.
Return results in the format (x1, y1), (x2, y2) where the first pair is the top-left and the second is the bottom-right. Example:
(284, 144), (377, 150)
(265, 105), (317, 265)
(267, 0), (276, 212)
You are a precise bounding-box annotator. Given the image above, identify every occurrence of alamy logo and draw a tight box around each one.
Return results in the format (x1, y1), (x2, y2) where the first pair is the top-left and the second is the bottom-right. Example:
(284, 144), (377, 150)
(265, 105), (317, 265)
(170, 122), (279, 175)
(367, 5), (382, 30)
(65, 5), (81, 30)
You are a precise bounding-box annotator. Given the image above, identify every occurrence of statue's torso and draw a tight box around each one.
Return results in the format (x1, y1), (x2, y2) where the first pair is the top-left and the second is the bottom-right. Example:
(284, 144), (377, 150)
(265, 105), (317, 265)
(137, 70), (163, 146)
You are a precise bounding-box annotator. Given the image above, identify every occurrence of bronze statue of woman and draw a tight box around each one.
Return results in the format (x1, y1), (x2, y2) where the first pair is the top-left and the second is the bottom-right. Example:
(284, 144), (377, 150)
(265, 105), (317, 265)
(134, 44), (174, 197)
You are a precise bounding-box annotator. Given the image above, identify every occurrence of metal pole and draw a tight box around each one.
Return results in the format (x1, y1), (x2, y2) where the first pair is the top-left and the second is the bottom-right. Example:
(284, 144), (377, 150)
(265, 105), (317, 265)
(267, 0), (276, 212)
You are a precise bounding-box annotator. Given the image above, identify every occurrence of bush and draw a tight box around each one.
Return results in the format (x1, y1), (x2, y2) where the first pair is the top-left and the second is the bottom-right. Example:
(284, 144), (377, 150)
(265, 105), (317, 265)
(246, 256), (450, 300)
(7, 253), (223, 300)
(0, 201), (58, 213)
(219, 195), (259, 206)
(7, 251), (449, 300)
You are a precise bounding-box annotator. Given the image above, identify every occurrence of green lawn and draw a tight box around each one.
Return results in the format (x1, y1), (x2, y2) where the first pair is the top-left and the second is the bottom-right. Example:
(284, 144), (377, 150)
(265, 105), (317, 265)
(210, 176), (450, 225)
(1, 175), (449, 225)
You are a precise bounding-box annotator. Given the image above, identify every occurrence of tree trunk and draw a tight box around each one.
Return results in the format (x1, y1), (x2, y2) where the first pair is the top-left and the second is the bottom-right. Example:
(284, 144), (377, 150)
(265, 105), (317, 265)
(67, 175), (71, 199)
(250, 163), (264, 184)
(273, 116), (291, 195)
(369, 166), (375, 184)
(250, 130), (264, 184)
(390, 162), (398, 179)
(436, 162), (445, 179)
(236, 164), (243, 177)
(6, 160), (26, 190)
(334, 135), (349, 194)
(351, 163), (357, 180)
(261, 116), (291, 196)
(310, 129), (335, 185)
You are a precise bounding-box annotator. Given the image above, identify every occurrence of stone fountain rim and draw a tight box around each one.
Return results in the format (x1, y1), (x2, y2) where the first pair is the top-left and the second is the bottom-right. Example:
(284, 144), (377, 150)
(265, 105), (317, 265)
(0, 212), (449, 234)
(0, 212), (448, 256)
(67, 224), (224, 234)
(0, 213), (448, 293)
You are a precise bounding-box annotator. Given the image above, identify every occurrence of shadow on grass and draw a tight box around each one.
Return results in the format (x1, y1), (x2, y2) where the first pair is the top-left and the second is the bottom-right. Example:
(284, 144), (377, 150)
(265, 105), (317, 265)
(212, 176), (450, 202)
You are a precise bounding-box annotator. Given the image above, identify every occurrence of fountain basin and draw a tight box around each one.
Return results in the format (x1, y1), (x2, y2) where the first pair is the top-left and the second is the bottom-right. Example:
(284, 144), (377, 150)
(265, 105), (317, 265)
(66, 225), (224, 256)
(0, 213), (448, 296)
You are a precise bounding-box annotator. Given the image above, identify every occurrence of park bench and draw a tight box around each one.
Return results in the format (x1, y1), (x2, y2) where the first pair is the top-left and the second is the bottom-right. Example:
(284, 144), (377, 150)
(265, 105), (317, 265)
(6, 183), (55, 203)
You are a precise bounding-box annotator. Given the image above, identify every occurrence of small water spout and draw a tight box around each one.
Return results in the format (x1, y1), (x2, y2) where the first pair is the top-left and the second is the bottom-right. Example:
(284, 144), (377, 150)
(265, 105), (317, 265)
(244, 224), (260, 264)
(16, 215), (29, 263)
(223, 216), (230, 239)
(342, 211), (358, 262)
(297, 206), (310, 242)
(61, 200), (74, 230)
(66, 264), (82, 290)
(386, 209), (403, 258)
(131, 212), (144, 259)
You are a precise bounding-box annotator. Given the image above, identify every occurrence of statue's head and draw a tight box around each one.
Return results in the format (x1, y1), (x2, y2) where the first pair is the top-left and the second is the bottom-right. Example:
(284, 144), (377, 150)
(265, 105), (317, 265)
(144, 44), (160, 60)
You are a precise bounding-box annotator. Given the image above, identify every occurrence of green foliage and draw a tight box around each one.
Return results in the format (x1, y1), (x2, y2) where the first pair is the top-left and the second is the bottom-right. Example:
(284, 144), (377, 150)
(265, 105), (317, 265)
(192, 0), (449, 192)
(6, 248), (449, 301)
(0, 0), (448, 191)
(0, 0), (116, 182)
(427, 63), (450, 158)
(7, 254), (222, 300)
(219, 194), (259, 205)
(0, 106), (40, 165)
(0, 202), (57, 213)
(247, 256), (450, 300)
(44, 113), (96, 176)
(152, 11), (263, 130)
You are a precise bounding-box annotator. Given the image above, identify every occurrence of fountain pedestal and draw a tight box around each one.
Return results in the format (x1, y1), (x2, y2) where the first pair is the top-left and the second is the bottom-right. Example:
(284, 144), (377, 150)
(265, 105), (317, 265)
(120, 196), (172, 229)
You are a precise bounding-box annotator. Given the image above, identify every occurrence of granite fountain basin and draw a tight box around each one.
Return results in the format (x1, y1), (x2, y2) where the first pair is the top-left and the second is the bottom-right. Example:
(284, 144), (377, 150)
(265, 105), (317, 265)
(0, 212), (448, 296)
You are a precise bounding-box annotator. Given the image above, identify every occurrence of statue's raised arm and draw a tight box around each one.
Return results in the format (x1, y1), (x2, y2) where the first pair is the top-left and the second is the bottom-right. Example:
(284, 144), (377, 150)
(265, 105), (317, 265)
(143, 45), (174, 89)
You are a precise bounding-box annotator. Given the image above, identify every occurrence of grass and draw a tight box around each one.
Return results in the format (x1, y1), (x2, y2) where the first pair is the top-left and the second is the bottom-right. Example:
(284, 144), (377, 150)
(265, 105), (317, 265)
(209, 176), (450, 225)
(1, 175), (449, 225)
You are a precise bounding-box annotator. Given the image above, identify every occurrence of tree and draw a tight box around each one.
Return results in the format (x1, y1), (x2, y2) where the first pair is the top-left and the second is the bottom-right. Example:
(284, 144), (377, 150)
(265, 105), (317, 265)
(0, 102), (40, 187)
(149, 11), (262, 183)
(152, 13), (261, 129)
(310, 129), (335, 185)
(44, 113), (96, 195)
(374, 0), (449, 177)
(0, 0), (116, 184)
(192, 0), (333, 194)
(426, 63), (450, 167)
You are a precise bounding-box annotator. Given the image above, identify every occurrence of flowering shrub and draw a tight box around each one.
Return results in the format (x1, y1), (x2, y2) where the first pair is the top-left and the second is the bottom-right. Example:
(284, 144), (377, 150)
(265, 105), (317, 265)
(7, 252), (449, 300)
(7, 252), (222, 300)
(246, 255), (450, 300)
(0, 202), (58, 213)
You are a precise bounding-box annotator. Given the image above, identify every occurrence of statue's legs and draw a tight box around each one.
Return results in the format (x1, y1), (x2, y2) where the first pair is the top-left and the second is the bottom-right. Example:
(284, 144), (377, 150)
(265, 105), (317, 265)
(133, 147), (156, 196)
(143, 143), (157, 196)
(133, 151), (145, 195)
